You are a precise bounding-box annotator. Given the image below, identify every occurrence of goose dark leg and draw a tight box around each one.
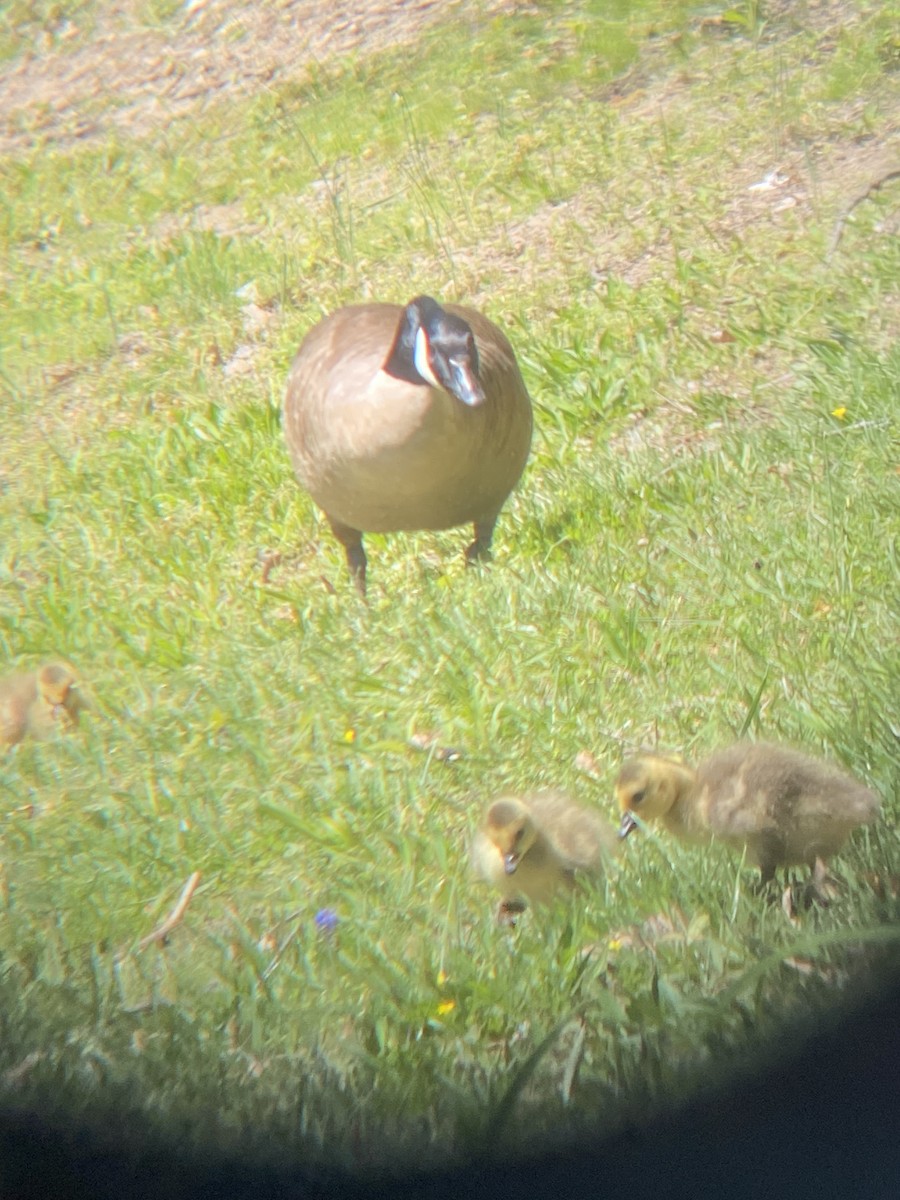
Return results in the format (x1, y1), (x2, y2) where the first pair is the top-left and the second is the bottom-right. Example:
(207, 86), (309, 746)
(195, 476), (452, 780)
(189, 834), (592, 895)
(754, 833), (783, 897)
(465, 515), (498, 567)
(753, 860), (779, 899)
(758, 862), (776, 887)
(328, 517), (367, 597)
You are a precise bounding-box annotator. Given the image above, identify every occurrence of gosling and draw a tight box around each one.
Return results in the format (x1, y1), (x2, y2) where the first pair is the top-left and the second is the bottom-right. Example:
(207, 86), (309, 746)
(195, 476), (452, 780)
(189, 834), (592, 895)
(473, 790), (618, 918)
(616, 742), (880, 889)
(0, 662), (85, 747)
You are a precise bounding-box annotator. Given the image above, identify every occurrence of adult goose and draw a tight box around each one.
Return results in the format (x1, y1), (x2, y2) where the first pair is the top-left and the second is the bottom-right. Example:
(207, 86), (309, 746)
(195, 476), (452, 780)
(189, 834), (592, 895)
(283, 295), (533, 596)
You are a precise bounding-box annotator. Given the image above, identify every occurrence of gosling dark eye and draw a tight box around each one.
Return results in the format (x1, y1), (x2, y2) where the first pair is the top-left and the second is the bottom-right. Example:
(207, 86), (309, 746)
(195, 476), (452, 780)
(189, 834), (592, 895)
(631, 789), (646, 806)
(513, 827), (524, 843)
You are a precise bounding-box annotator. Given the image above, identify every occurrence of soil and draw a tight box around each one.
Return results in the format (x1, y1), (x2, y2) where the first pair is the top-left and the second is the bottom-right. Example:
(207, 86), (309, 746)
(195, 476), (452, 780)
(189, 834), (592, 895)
(2, 0), (896, 366)
(3, 0), (896, 236)
(0, 0), (514, 153)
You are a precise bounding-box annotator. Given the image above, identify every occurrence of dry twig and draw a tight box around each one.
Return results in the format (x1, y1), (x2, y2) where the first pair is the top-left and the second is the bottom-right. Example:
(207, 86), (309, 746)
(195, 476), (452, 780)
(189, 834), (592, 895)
(138, 871), (201, 951)
(826, 165), (900, 261)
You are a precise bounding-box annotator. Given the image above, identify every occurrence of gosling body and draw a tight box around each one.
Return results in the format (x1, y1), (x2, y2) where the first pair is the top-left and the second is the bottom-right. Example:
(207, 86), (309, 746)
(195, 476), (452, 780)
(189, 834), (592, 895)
(283, 296), (532, 594)
(616, 742), (880, 884)
(0, 662), (84, 746)
(473, 790), (617, 910)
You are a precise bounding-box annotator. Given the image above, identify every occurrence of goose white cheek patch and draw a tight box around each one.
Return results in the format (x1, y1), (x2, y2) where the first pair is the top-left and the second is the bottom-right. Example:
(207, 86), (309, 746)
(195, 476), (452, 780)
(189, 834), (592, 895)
(413, 326), (441, 388)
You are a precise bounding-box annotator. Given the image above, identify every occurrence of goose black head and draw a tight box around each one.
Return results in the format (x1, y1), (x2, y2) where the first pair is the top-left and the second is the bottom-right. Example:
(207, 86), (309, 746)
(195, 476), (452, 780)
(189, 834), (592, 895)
(383, 295), (486, 407)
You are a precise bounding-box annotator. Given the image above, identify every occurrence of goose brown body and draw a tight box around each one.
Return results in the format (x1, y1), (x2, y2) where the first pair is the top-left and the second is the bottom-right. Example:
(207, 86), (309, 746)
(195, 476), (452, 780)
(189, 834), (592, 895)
(473, 790), (618, 909)
(283, 298), (532, 592)
(616, 742), (880, 883)
(0, 662), (84, 747)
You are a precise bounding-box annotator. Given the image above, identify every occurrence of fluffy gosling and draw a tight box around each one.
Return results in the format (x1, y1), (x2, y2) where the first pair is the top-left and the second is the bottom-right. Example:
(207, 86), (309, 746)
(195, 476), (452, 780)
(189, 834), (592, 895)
(473, 790), (618, 919)
(0, 662), (85, 747)
(616, 742), (880, 892)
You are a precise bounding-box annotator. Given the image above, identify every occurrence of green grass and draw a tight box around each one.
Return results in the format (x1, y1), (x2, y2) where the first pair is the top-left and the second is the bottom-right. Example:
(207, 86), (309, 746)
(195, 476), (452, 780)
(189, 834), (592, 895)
(0, 0), (898, 1178)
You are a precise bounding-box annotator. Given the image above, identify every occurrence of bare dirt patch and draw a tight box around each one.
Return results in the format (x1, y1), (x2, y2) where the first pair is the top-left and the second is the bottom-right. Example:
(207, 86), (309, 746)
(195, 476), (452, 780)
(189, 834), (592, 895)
(4, 0), (896, 415)
(0, 0), (513, 153)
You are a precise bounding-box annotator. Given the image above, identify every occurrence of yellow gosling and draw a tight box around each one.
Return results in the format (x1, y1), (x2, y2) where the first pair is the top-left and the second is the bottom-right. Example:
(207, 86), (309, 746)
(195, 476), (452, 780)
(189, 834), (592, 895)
(0, 662), (86, 747)
(473, 790), (618, 916)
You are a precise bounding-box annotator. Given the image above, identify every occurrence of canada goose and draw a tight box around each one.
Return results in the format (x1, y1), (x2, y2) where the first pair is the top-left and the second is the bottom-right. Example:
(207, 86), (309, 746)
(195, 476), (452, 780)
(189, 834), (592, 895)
(283, 295), (533, 595)
(616, 742), (880, 889)
(473, 790), (618, 917)
(0, 662), (85, 746)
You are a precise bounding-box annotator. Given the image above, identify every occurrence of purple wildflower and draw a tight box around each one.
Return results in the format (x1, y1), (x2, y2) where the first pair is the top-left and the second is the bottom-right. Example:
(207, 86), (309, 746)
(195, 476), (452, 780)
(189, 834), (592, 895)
(315, 908), (339, 937)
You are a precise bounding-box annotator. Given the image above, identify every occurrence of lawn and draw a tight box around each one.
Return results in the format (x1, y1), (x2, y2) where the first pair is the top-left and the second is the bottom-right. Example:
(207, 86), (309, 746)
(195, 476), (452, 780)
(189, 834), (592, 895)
(0, 0), (898, 1181)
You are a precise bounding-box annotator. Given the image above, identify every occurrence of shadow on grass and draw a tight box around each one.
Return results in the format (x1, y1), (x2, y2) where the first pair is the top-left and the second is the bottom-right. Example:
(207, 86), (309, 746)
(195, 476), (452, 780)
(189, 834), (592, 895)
(1, 956), (898, 1200)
